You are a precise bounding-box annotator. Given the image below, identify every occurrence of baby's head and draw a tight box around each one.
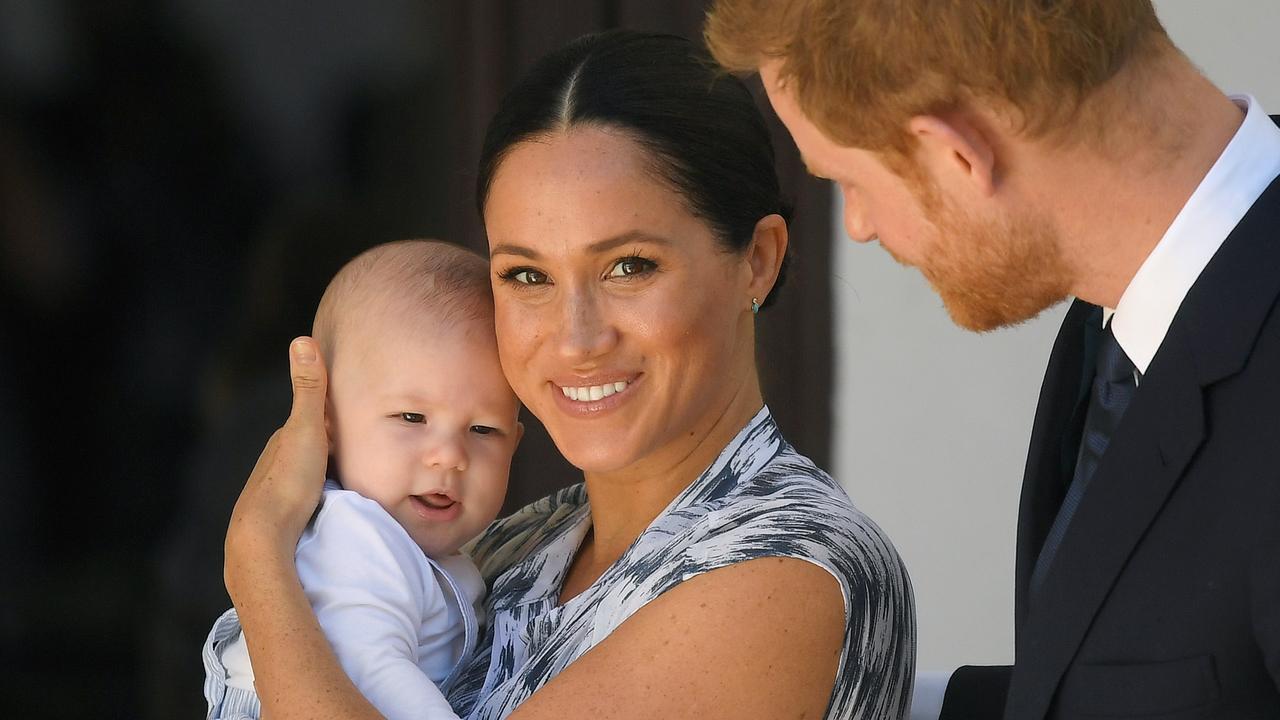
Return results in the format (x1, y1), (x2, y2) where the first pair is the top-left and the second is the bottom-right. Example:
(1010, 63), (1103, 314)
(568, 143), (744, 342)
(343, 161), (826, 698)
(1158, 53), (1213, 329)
(313, 239), (521, 558)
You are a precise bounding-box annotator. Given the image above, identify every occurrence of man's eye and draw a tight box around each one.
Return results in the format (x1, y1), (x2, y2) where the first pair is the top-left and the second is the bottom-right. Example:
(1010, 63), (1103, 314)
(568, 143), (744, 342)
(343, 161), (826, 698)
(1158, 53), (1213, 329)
(400, 412), (425, 424)
(470, 425), (497, 435)
(606, 257), (655, 278)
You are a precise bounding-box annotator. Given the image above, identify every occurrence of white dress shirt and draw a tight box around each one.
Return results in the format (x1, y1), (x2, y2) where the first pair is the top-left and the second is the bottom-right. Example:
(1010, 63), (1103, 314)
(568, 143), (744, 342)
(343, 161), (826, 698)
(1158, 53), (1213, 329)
(911, 94), (1280, 720)
(1108, 94), (1280, 371)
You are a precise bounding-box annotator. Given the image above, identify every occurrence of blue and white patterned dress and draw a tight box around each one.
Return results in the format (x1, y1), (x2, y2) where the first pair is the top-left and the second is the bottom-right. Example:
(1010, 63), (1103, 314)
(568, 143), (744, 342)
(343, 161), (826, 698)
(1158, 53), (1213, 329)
(447, 406), (915, 719)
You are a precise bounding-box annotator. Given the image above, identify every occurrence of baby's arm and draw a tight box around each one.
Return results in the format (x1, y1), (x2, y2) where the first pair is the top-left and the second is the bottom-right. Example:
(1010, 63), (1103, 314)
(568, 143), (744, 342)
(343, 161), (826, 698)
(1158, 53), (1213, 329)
(296, 491), (463, 720)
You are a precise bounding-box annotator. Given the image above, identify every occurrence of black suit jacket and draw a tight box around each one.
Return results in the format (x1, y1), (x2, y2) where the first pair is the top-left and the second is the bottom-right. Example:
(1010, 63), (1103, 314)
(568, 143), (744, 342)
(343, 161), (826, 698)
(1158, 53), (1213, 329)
(942, 158), (1280, 719)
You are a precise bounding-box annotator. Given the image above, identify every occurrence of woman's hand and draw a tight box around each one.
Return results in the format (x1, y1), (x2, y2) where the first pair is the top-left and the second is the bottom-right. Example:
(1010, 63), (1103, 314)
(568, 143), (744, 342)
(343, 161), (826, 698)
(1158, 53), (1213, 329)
(221, 338), (383, 720)
(225, 337), (330, 601)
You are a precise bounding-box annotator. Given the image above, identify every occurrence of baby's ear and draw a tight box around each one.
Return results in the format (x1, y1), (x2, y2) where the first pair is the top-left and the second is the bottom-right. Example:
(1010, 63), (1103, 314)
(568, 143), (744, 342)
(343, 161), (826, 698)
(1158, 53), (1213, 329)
(514, 421), (525, 448)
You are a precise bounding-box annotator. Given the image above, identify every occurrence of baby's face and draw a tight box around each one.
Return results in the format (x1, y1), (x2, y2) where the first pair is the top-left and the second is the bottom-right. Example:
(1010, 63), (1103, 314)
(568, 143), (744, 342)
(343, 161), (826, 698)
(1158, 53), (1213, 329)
(327, 314), (520, 558)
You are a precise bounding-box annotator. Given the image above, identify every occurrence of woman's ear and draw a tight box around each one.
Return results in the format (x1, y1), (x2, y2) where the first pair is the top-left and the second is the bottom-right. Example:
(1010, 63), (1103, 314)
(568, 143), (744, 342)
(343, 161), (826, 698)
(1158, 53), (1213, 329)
(745, 213), (789, 307)
(907, 114), (997, 198)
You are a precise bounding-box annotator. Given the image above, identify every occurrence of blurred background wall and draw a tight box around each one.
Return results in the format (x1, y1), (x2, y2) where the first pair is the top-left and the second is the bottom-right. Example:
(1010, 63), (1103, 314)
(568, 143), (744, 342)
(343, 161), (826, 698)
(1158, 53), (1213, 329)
(2, 1), (1278, 717)
(832, 0), (1280, 674)
(0, 1), (832, 717)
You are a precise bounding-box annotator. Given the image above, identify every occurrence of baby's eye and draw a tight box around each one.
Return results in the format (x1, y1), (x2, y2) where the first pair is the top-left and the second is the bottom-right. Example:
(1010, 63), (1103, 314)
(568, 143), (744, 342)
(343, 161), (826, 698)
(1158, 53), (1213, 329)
(501, 268), (549, 285)
(606, 257), (656, 278)
(470, 425), (498, 436)
(399, 412), (425, 424)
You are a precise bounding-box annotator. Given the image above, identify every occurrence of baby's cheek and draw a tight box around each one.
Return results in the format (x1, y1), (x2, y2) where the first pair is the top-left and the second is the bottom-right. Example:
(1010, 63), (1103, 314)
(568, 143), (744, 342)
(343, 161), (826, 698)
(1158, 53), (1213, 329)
(471, 467), (509, 524)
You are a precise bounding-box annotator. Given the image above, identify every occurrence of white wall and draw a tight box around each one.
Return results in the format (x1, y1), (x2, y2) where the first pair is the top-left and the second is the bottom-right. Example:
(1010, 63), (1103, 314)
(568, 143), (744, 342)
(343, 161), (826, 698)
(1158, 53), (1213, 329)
(831, 0), (1280, 671)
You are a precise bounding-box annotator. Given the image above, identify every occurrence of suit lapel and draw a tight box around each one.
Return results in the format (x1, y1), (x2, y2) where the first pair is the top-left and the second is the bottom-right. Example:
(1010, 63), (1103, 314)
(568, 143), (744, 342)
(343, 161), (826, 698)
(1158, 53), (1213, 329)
(1006, 330), (1206, 720)
(1013, 300), (1097, 631)
(1006, 174), (1280, 720)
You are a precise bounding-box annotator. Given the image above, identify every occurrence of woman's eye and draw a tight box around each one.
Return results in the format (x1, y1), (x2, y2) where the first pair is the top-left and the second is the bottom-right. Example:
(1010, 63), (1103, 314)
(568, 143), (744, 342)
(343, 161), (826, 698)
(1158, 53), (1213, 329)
(503, 268), (549, 285)
(470, 425), (497, 436)
(399, 412), (425, 424)
(606, 257), (655, 278)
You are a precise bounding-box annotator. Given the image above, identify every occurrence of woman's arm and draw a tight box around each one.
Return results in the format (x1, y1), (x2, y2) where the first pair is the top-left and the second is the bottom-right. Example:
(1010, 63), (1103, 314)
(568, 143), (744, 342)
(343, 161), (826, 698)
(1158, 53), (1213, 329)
(223, 338), (382, 720)
(509, 556), (847, 720)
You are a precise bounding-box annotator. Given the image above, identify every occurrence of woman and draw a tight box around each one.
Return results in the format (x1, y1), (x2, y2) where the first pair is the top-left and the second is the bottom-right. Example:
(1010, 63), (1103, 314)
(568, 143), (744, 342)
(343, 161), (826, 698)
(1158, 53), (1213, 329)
(225, 30), (914, 719)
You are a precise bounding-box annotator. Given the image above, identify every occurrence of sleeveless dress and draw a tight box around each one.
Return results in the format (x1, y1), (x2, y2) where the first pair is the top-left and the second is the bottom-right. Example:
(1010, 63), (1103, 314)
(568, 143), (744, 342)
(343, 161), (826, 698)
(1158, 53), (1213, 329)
(447, 407), (915, 719)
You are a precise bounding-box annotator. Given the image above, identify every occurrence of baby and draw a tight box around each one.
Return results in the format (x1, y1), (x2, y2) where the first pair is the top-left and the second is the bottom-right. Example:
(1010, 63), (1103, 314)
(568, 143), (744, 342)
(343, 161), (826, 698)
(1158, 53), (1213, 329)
(203, 240), (522, 720)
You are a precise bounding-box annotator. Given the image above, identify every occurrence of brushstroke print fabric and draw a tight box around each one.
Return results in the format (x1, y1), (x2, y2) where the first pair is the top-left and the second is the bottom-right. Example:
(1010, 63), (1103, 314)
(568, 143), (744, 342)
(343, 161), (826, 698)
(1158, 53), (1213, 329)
(447, 407), (915, 719)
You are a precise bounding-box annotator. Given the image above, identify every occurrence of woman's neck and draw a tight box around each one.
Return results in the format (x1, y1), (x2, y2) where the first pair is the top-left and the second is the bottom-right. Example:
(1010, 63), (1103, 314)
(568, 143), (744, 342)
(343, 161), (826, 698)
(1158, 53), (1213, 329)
(578, 380), (764, 573)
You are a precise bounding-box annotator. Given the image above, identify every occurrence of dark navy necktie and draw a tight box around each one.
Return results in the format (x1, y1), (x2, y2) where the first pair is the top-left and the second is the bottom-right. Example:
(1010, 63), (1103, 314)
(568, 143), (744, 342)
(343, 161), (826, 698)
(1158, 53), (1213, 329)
(1030, 322), (1138, 597)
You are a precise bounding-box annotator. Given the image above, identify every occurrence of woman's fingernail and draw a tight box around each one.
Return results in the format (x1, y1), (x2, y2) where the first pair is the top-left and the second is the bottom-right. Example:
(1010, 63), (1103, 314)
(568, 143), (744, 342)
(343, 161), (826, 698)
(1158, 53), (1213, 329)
(292, 339), (316, 364)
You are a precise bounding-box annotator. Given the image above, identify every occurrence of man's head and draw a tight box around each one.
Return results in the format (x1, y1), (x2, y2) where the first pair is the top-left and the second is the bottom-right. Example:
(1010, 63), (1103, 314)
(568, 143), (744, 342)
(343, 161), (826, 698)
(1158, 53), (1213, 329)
(707, 0), (1171, 157)
(313, 239), (521, 557)
(706, 0), (1178, 330)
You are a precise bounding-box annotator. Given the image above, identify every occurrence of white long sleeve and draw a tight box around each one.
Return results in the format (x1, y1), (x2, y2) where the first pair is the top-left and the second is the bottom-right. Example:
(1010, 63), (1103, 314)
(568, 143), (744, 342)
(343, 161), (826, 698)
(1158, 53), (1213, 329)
(294, 489), (469, 720)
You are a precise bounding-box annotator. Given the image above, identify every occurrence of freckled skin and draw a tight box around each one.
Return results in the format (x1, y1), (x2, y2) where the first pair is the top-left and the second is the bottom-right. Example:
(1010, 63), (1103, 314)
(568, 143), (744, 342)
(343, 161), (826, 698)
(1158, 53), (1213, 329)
(484, 127), (758, 480)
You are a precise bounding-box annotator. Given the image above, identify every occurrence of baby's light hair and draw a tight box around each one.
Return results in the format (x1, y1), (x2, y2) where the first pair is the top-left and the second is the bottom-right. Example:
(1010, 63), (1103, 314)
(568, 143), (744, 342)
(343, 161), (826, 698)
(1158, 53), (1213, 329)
(312, 239), (493, 366)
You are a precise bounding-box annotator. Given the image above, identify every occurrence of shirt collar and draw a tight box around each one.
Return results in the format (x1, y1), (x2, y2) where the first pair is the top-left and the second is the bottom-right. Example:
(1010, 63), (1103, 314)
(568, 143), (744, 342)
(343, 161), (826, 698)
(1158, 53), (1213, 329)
(1110, 94), (1280, 374)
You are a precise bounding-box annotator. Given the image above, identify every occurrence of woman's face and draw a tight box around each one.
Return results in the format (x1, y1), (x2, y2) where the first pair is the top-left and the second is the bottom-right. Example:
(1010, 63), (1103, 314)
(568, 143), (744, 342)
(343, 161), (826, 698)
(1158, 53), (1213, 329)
(485, 127), (759, 476)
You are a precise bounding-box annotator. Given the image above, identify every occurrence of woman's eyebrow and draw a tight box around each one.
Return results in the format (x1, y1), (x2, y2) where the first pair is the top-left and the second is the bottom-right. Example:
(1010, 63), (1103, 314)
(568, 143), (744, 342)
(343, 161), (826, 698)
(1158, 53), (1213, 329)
(490, 231), (671, 261)
(489, 243), (538, 260)
(587, 231), (671, 254)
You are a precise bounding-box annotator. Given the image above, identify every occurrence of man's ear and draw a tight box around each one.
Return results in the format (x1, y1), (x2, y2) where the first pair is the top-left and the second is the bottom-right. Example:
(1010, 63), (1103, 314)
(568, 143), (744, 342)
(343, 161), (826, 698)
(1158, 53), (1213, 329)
(908, 114), (997, 197)
(745, 213), (789, 308)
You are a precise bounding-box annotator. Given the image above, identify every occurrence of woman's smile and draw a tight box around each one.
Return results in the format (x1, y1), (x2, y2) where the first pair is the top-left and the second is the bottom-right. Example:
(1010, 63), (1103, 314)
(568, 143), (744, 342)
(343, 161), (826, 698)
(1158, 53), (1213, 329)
(550, 373), (642, 416)
(485, 127), (760, 475)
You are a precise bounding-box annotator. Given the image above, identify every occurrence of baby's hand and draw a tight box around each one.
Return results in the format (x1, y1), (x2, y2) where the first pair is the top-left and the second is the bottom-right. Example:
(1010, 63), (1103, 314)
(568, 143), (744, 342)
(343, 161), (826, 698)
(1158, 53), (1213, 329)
(224, 337), (331, 597)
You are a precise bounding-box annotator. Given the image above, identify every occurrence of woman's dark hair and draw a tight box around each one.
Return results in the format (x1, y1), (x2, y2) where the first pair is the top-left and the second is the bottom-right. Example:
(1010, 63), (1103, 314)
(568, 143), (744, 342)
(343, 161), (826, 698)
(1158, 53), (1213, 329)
(476, 29), (793, 309)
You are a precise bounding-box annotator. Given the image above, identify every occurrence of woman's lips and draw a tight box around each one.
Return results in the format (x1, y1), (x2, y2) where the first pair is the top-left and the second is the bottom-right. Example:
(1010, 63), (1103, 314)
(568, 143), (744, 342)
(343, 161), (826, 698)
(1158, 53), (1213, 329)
(551, 374), (640, 416)
(410, 493), (461, 521)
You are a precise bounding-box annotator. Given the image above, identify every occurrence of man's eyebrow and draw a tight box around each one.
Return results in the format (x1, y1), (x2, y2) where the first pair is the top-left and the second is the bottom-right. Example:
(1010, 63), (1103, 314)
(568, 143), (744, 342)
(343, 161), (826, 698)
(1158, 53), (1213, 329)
(490, 231), (672, 261)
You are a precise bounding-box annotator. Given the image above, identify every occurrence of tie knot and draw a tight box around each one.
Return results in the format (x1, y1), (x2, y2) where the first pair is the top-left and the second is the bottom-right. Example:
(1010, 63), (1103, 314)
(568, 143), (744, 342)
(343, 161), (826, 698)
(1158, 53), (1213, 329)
(1097, 326), (1136, 385)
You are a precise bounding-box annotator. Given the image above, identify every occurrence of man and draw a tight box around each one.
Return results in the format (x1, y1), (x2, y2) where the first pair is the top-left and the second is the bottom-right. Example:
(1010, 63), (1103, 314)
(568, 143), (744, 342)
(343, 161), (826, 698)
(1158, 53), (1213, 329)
(707, 2), (1280, 718)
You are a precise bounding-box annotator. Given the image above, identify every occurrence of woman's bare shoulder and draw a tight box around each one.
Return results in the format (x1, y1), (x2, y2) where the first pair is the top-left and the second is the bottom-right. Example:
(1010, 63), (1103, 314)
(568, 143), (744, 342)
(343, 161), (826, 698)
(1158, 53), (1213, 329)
(509, 555), (845, 720)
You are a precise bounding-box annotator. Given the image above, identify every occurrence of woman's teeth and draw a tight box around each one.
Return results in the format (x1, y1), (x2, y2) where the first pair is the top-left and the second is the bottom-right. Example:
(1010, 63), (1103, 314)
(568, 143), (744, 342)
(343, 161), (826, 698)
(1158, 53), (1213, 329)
(560, 381), (628, 401)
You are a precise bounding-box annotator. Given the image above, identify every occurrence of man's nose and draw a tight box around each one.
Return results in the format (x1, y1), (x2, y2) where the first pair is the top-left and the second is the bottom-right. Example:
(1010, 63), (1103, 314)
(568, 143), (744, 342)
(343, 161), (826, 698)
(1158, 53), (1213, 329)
(841, 187), (877, 243)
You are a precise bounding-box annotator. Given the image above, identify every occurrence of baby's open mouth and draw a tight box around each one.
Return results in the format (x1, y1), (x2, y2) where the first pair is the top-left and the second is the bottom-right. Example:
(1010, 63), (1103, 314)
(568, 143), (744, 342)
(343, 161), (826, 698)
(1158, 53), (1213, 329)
(417, 493), (456, 509)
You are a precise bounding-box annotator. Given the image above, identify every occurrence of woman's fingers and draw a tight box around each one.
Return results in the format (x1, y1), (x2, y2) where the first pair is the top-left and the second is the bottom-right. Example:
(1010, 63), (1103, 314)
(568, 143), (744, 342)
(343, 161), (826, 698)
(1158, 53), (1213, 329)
(267, 337), (331, 521)
(283, 337), (330, 457)
(226, 339), (332, 575)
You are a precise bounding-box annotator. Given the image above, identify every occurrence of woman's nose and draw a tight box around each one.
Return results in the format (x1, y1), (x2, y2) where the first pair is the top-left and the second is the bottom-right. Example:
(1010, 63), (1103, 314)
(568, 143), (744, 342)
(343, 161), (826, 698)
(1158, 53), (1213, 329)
(422, 434), (468, 472)
(556, 288), (618, 363)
